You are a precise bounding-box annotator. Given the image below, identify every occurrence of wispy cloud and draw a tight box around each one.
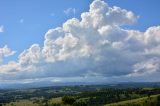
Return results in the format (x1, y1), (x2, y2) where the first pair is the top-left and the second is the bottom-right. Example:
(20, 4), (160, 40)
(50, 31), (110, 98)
(64, 8), (76, 16)
(20, 19), (24, 23)
(0, 25), (4, 32)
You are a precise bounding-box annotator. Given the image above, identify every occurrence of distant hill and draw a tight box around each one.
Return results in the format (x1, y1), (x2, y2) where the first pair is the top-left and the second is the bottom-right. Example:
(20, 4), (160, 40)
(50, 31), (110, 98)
(0, 81), (160, 89)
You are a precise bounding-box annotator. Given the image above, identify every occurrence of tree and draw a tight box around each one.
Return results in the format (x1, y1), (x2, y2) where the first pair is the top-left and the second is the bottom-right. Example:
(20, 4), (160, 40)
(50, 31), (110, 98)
(62, 95), (75, 105)
(73, 100), (87, 106)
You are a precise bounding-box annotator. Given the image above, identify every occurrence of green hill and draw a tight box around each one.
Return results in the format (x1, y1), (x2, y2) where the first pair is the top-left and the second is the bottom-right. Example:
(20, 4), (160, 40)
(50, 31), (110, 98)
(105, 94), (160, 106)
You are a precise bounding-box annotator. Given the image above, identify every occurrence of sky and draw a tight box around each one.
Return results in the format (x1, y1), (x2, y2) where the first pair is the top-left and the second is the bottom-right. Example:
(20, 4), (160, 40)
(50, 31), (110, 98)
(0, 0), (160, 84)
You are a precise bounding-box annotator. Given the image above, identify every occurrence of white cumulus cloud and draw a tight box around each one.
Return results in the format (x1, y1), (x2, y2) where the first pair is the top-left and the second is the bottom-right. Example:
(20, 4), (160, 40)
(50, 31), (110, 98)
(0, 0), (160, 82)
(0, 45), (16, 64)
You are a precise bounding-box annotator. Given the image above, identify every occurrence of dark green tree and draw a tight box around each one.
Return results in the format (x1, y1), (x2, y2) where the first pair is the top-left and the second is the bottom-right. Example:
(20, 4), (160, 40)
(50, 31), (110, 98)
(62, 95), (75, 105)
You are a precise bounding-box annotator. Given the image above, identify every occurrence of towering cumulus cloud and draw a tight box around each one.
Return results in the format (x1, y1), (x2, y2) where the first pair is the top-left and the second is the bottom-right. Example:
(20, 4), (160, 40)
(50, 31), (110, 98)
(0, 0), (160, 81)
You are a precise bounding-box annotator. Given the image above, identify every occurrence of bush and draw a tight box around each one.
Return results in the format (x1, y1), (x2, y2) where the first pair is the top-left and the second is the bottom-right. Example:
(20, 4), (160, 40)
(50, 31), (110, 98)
(156, 95), (160, 106)
(62, 95), (75, 105)
(73, 100), (87, 106)
(157, 95), (160, 101)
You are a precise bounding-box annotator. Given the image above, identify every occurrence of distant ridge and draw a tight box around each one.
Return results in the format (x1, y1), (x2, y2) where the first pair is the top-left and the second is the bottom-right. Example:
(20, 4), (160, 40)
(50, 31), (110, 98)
(0, 81), (160, 89)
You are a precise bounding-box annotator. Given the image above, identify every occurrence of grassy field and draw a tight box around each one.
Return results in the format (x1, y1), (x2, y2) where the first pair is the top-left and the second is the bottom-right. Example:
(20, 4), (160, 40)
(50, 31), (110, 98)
(105, 94), (160, 106)
(3, 100), (39, 106)
(3, 97), (64, 106)
(2, 94), (160, 106)
(48, 97), (62, 104)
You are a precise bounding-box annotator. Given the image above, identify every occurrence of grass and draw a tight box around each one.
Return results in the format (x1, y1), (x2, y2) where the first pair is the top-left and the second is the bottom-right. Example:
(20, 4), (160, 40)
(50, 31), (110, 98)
(104, 94), (160, 106)
(143, 88), (155, 90)
(48, 97), (72, 106)
(3, 97), (63, 106)
(2, 94), (160, 106)
(3, 99), (39, 106)
(49, 97), (62, 104)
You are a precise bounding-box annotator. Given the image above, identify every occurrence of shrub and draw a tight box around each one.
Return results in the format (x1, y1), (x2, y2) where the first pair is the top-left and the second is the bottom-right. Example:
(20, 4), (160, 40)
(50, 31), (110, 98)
(62, 95), (75, 105)
(73, 100), (87, 106)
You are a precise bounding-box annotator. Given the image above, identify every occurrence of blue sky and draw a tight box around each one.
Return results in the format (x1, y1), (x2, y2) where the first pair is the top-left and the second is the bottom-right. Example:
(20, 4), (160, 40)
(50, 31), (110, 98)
(0, 0), (91, 59)
(0, 0), (160, 83)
